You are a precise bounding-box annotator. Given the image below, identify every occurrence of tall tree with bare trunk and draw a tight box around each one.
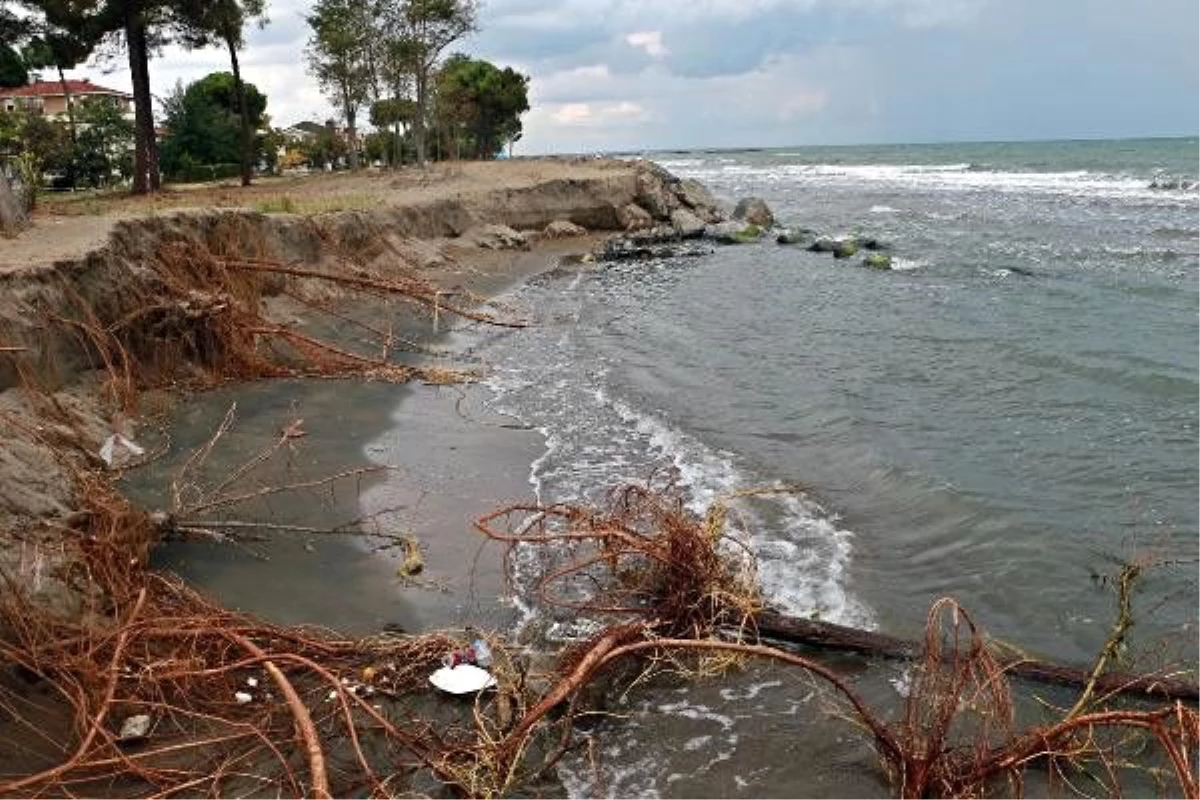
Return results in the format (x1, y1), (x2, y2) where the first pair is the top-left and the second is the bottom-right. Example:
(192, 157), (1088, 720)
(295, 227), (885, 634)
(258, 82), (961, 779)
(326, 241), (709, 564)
(175, 0), (267, 186)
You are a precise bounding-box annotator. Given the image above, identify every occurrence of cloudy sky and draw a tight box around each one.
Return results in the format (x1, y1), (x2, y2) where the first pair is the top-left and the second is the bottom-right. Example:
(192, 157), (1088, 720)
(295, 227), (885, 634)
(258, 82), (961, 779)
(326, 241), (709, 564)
(51, 0), (1199, 154)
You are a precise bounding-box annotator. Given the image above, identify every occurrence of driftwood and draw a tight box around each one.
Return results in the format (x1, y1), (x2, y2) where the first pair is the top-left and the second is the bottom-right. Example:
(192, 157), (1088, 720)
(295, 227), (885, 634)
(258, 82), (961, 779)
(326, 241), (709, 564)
(752, 609), (1199, 702)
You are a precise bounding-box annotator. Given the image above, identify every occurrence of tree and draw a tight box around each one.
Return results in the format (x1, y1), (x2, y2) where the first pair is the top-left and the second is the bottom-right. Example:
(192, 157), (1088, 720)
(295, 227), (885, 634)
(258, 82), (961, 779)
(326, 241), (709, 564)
(305, 0), (374, 170)
(369, 96), (415, 166)
(72, 94), (133, 186)
(28, 0), (192, 195)
(174, 0), (268, 186)
(434, 55), (528, 160)
(0, 46), (26, 88)
(160, 72), (266, 179)
(1, 8), (32, 88)
(23, 24), (99, 183)
(383, 0), (477, 165)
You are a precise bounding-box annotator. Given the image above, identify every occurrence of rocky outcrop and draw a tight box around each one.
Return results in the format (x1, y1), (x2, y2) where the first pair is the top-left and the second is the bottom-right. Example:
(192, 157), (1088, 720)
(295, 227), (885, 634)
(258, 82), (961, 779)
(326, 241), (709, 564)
(542, 219), (588, 239)
(862, 253), (893, 270)
(618, 202), (655, 231)
(733, 197), (774, 228)
(467, 224), (529, 250)
(670, 208), (707, 239)
(676, 179), (723, 222)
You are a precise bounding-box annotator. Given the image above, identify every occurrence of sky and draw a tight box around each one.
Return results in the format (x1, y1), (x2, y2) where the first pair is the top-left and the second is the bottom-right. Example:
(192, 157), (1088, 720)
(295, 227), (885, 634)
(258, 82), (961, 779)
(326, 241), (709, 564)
(39, 0), (1200, 155)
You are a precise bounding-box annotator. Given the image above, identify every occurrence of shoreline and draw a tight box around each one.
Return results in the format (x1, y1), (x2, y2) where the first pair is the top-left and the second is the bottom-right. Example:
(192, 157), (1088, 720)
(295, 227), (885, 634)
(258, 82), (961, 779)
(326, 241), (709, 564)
(0, 157), (719, 628)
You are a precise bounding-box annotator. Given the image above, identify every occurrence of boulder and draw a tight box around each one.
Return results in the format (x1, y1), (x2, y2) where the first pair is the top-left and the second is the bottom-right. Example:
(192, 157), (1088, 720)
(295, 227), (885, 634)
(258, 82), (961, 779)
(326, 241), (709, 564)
(543, 219), (588, 239)
(635, 171), (679, 219)
(832, 239), (859, 259)
(705, 220), (763, 244)
(617, 202), (655, 231)
(676, 179), (723, 221)
(732, 197), (775, 228)
(862, 253), (893, 270)
(808, 236), (838, 253)
(670, 208), (707, 239)
(776, 227), (816, 245)
(469, 224), (528, 250)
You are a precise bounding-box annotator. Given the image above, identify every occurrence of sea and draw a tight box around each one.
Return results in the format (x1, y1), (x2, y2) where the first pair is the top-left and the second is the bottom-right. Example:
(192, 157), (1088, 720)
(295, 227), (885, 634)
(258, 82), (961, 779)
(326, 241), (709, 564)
(459, 137), (1199, 797)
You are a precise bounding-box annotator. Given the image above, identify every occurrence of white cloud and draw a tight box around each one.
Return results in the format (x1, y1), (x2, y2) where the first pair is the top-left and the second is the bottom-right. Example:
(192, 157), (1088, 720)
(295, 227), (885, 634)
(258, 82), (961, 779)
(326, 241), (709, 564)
(624, 31), (668, 58)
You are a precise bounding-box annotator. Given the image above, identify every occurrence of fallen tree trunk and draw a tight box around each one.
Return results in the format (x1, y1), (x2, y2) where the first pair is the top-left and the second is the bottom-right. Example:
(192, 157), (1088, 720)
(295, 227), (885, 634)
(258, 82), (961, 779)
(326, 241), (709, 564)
(750, 610), (1198, 701)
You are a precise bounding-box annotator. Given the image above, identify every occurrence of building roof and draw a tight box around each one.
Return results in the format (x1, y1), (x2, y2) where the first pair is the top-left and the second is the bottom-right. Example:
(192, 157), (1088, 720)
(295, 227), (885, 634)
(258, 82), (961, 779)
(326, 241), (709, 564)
(0, 79), (132, 99)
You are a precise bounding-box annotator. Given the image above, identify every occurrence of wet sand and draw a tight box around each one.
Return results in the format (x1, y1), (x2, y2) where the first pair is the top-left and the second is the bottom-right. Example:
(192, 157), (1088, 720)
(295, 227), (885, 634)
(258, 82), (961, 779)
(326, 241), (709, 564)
(128, 239), (594, 636)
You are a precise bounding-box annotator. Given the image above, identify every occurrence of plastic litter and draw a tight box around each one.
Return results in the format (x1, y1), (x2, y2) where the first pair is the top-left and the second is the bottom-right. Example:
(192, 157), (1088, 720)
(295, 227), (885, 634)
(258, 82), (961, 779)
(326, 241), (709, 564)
(98, 433), (145, 469)
(428, 663), (497, 695)
(234, 691), (253, 704)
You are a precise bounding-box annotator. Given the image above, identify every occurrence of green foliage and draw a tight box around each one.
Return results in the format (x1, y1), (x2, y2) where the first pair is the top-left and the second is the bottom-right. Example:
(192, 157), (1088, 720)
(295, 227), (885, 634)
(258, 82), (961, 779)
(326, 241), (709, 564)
(0, 45), (27, 88)
(305, 0), (374, 168)
(72, 96), (135, 187)
(299, 125), (350, 170)
(385, 0), (479, 163)
(160, 72), (267, 180)
(434, 54), (528, 159)
(370, 97), (417, 129)
(0, 107), (72, 176)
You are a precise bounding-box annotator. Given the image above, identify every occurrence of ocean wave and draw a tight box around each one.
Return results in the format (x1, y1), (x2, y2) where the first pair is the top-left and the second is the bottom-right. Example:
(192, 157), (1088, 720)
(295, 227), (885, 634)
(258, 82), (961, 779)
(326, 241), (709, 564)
(481, 316), (871, 628)
(668, 161), (1199, 204)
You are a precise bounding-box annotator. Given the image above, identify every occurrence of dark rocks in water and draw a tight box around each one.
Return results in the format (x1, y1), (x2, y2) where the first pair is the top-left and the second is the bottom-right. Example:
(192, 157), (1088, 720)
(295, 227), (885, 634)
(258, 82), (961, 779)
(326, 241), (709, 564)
(857, 235), (889, 251)
(776, 227), (817, 245)
(808, 236), (838, 253)
(1006, 265), (1037, 277)
(862, 253), (893, 270)
(1148, 173), (1197, 191)
(600, 225), (714, 261)
(705, 220), (763, 244)
(732, 197), (775, 228)
(832, 239), (859, 259)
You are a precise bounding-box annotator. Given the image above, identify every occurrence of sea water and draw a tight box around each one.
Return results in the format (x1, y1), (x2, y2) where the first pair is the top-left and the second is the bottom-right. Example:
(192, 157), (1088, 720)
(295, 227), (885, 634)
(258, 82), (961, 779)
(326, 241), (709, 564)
(467, 138), (1198, 796)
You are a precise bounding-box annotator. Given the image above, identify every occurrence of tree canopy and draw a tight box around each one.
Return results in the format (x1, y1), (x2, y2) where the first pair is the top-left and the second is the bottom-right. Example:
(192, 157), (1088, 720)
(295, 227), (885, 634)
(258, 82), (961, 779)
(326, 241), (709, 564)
(305, 0), (374, 170)
(160, 71), (267, 179)
(434, 54), (528, 160)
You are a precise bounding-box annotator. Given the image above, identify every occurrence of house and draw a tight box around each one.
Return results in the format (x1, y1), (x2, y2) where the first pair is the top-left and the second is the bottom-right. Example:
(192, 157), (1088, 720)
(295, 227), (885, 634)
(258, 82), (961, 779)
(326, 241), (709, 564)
(0, 79), (133, 118)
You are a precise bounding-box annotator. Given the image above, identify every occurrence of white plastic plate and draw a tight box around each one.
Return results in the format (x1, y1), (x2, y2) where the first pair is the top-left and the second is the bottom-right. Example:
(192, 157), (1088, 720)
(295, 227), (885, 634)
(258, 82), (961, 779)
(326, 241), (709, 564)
(428, 664), (497, 695)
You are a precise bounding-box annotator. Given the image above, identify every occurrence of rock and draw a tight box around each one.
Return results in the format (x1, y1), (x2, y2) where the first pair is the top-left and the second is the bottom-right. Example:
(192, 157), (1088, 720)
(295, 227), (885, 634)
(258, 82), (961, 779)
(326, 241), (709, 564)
(600, 226), (714, 261)
(732, 197), (775, 228)
(670, 208), (707, 239)
(705, 220), (763, 244)
(617, 202), (655, 231)
(857, 235), (888, 251)
(542, 219), (588, 239)
(833, 239), (859, 259)
(635, 171), (679, 219)
(118, 714), (152, 743)
(469, 224), (528, 250)
(776, 227), (816, 245)
(808, 236), (838, 253)
(675, 179), (723, 222)
(862, 253), (893, 270)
